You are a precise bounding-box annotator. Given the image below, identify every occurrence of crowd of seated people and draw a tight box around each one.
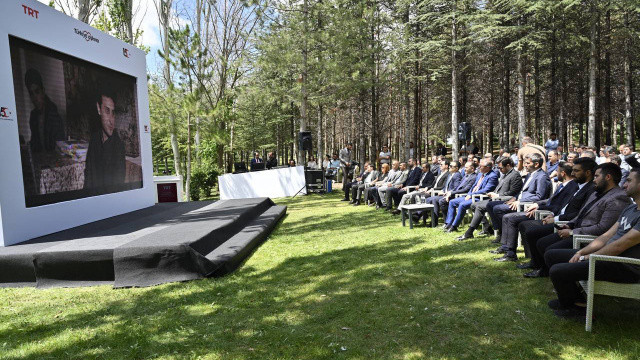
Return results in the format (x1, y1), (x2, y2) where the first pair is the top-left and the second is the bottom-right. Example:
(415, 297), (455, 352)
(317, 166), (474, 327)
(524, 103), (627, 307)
(342, 136), (640, 321)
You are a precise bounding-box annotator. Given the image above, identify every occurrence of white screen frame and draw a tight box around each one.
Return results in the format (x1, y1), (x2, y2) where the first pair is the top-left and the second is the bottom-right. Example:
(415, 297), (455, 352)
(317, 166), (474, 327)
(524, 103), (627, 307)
(0, 1), (154, 246)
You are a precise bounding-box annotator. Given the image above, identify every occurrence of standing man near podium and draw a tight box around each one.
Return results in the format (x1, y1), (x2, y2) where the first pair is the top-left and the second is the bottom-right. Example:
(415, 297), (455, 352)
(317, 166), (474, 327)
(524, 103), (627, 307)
(340, 142), (353, 191)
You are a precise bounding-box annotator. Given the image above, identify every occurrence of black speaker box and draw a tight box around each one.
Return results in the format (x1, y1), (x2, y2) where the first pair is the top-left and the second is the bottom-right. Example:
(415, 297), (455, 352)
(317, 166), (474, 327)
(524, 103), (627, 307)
(299, 131), (312, 151)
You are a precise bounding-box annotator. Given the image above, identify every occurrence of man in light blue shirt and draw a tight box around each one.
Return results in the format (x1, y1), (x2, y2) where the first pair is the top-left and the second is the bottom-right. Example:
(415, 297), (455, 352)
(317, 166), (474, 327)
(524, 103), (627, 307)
(544, 133), (559, 155)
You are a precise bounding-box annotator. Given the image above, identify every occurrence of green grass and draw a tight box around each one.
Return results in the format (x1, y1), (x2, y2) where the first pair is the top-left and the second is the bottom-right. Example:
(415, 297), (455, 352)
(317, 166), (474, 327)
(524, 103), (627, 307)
(1, 192), (639, 359)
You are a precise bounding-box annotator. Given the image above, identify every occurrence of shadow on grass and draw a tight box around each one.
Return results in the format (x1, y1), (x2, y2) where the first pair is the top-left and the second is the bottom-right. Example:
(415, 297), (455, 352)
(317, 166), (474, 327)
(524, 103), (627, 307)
(2, 234), (639, 359)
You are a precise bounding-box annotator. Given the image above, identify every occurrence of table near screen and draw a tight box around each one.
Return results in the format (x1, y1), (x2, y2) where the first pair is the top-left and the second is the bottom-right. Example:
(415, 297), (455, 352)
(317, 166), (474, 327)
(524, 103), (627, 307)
(218, 166), (307, 200)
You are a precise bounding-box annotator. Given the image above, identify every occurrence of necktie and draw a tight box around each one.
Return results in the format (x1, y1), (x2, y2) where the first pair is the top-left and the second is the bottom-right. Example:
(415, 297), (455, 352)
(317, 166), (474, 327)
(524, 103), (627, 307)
(472, 174), (485, 192)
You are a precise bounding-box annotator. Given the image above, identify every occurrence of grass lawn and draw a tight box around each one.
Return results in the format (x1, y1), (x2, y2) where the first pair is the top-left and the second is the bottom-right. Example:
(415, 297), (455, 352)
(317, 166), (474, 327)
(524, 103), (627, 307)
(1, 191), (639, 359)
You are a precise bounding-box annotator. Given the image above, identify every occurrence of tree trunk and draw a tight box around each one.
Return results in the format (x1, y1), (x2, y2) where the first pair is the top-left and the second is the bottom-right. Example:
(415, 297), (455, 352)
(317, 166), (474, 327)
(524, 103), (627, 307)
(516, 47), (526, 143)
(451, 0), (459, 161)
(186, 114), (192, 201)
(624, 11), (634, 146)
(77, 0), (91, 23)
(604, 8), (612, 145)
(299, 0), (308, 165)
(587, 1), (597, 147)
(502, 46), (510, 149)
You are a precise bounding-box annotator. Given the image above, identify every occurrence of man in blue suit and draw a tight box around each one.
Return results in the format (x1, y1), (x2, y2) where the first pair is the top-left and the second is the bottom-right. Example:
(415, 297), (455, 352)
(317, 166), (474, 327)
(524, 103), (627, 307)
(416, 161), (466, 226)
(486, 153), (551, 261)
(425, 161), (478, 228)
(443, 159), (499, 232)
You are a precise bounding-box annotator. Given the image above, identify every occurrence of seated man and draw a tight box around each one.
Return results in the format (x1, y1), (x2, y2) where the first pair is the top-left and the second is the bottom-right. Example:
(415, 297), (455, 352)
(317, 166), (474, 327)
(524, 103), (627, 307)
(486, 153), (550, 246)
(386, 158), (424, 211)
(405, 160), (451, 208)
(392, 163), (436, 213)
(545, 168), (640, 318)
(373, 162), (407, 209)
(420, 161), (476, 227)
(351, 163), (379, 205)
(325, 153), (341, 179)
(456, 157), (523, 240)
(516, 158), (597, 274)
(490, 161), (578, 262)
(525, 162), (631, 276)
(364, 162), (393, 205)
(342, 161), (370, 202)
(442, 159), (498, 233)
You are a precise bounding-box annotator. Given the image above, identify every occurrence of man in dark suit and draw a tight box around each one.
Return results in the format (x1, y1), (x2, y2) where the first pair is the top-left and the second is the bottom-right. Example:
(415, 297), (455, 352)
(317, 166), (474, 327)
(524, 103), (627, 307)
(443, 159), (499, 232)
(517, 158), (597, 273)
(417, 161), (465, 226)
(457, 157), (523, 240)
(428, 161), (477, 228)
(392, 163), (436, 213)
(545, 168), (640, 319)
(343, 161), (370, 202)
(487, 153), (551, 261)
(386, 158), (422, 211)
(529, 162), (631, 276)
(490, 161), (578, 261)
(250, 152), (264, 171)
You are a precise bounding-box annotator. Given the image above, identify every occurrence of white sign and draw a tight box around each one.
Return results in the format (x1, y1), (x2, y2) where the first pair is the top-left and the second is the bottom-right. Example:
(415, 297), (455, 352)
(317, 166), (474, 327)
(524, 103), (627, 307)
(0, 1), (154, 246)
(218, 166), (307, 200)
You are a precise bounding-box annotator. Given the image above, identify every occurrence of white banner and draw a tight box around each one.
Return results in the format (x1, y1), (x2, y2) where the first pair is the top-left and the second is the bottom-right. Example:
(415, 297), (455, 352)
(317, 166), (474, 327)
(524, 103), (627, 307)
(219, 166), (307, 200)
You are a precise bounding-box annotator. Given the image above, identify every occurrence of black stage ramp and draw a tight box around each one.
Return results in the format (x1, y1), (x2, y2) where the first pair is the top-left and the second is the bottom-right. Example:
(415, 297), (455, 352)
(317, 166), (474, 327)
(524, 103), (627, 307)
(0, 198), (286, 288)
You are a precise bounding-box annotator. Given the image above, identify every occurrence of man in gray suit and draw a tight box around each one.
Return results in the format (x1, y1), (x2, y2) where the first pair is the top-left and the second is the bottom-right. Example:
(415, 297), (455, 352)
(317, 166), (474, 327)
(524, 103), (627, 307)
(532, 162), (632, 276)
(339, 142), (353, 189)
(457, 157), (523, 240)
(374, 162), (407, 208)
(351, 163), (379, 205)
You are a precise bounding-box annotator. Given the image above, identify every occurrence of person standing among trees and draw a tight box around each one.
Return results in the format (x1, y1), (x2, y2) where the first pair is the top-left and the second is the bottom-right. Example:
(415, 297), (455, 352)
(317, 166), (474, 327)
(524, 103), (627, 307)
(339, 142), (353, 191)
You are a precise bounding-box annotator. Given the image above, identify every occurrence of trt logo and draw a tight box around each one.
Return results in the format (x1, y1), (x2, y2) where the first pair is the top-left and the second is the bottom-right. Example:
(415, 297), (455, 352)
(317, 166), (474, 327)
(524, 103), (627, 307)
(22, 4), (39, 19)
(0, 107), (10, 118)
(123, 48), (130, 58)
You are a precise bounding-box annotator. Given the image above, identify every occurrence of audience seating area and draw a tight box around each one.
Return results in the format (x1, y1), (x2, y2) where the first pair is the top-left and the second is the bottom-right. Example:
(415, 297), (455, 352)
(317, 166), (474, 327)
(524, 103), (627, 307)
(338, 139), (640, 331)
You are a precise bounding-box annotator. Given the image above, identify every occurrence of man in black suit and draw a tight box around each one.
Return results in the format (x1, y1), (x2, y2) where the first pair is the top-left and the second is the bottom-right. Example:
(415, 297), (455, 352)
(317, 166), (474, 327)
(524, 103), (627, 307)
(392, 163), (435, 214)
(343, 161), (370, 202)
(517, 158), (597, 274)
(530, 162), (631, 277)
(386, 158), (422, 211)
(490, 161), (578, 261)
(545, 168), (640, 319)
(457, 157), (522, 240)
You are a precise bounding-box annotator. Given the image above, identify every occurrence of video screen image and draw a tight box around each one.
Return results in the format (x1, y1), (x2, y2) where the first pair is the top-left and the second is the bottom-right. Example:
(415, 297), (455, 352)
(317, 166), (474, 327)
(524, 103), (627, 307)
(9, 36), (143, 208)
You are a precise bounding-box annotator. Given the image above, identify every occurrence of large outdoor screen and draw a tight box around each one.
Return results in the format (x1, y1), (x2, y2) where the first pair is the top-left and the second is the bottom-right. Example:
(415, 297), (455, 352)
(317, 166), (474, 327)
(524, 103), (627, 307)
(10, 36), (142, 207)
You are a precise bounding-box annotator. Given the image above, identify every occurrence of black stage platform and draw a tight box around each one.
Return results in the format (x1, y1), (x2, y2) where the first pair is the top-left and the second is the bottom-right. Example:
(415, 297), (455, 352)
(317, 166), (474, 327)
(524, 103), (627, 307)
(0, 198), (286, 288)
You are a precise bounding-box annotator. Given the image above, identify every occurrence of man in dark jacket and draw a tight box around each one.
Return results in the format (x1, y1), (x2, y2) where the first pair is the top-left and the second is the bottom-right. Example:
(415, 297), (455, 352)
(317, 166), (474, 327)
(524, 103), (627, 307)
(25, 68), (65, 153)
(386, 158), (422, 210)
(84, 83), (126, 193)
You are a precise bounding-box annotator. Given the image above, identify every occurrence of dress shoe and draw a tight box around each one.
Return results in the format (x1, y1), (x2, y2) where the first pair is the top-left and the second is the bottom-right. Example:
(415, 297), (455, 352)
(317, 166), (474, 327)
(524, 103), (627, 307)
(553, 306), (586, 319)
(456, 233), (474, 241)
(547, 299), (562, 310)
(446, 227), (459, 233)
(494, 255), (517, 262)
(341, 198), (350, 201)
(478, 228), (494, 236)
(489, 247), (505, 254)
(392, 209), (401, 215)
(523, 269), (544, 278)
(515, 261), (533, 269)
(441, 225), (450, 231)
(352, 201), (360, 206)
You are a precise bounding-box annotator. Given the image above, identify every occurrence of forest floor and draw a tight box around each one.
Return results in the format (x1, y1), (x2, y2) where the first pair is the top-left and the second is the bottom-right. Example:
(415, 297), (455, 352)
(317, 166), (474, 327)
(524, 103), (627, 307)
(1, 191), (639, 359)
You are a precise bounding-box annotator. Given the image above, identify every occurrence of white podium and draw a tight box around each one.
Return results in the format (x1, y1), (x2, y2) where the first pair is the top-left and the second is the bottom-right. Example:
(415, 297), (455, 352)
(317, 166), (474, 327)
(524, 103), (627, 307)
(218, 166), (307, 200)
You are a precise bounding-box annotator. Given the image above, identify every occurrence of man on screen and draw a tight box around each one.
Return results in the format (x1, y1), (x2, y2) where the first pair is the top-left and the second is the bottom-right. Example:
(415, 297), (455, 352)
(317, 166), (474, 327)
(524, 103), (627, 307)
(24, 68), (65, 153)
(84, 84), (126, 191)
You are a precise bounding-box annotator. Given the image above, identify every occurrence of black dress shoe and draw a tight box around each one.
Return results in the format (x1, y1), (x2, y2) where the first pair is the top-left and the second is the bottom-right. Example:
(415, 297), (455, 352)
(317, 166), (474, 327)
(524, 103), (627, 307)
(554, 306), (586, 319)
(456, 233), (474, 241)
(494, 255), (517, 262)
(523, 269), (544, 278)
(341, 198), (350, 201)
(478, 228), (494, 236)
(392, 209), (401, 215)
(446, 227), (459, 233)
(516, 261), (534, 269)
(489, 248), (505, 254)
(547, 299), (562, 310)
(352, 201), (360, 206)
